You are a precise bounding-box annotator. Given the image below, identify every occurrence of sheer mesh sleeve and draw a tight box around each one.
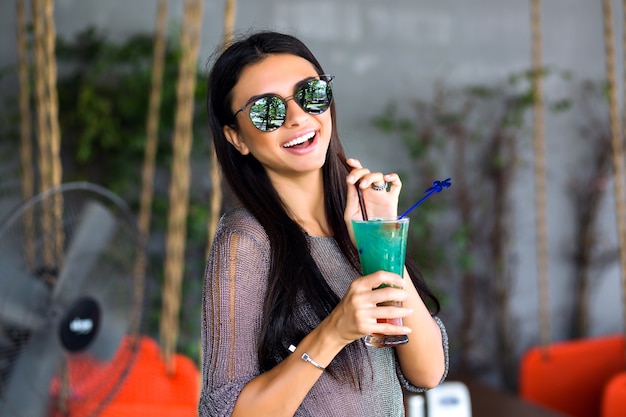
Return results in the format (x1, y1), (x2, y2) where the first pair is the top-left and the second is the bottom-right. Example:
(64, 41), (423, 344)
(199, 209), (271, 417)
(396, 316), (450, 393)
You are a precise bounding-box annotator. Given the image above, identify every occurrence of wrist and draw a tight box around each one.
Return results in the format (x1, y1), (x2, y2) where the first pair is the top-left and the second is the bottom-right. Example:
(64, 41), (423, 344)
(288, 344), (326, 371)
(317, 312), (352, 352)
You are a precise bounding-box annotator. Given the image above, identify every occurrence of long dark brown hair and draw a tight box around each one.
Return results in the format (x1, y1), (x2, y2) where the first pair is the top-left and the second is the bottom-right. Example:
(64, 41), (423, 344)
(206, 30), (440, 386)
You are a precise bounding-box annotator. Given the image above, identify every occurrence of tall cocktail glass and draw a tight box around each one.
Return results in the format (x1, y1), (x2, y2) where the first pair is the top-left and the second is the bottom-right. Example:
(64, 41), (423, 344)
(352, 217), (410, 348)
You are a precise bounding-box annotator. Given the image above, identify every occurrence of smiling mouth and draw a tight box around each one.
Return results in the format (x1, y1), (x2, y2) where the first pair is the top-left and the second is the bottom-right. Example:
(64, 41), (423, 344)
(283, 131), (316, 148)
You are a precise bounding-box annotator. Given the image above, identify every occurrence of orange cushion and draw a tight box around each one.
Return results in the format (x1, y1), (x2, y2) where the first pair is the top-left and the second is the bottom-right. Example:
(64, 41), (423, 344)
(99, 403), (199, 417)
(99, 337), (199, 416)
(519, 335), (624, 417)
(601, 372), (626, 417)
(51, 336), (199, 416)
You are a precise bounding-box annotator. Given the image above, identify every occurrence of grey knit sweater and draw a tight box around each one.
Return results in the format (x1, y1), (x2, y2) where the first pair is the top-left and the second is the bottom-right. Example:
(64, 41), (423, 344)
(199, 208), (449, 417)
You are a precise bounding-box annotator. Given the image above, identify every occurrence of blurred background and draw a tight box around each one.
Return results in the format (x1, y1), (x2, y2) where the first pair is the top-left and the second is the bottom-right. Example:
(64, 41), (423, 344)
(0, 1), (625, 416)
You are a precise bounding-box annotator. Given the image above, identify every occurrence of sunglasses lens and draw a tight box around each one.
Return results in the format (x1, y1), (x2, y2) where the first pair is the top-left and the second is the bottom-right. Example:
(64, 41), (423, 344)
(249, 96), (286, 132)
(244, 77), (333, 132)
(296, 79), (332, 114)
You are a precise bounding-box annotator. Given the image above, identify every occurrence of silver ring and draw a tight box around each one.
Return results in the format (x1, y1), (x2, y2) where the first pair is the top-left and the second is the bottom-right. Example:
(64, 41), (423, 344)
(371, 182), (387, 191)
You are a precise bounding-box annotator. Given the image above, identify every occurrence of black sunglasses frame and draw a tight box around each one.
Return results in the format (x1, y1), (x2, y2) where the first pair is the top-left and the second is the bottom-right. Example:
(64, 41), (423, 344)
(233, 74), (335, 132)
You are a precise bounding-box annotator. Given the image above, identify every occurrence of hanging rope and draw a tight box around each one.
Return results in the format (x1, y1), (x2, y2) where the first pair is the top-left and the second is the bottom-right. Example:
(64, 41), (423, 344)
(620, 0), (626, 362)
(223, 0), (237, 46)
(602, 0), (626, 362)
(16, 0), (34, 204)
(32, 0), (67, 400)
(32, 0), (51, 194)
(16, 0), (36, 270)
(43, 0), (61, 190)
(41, 0), (65, 268)
(160, 0), (204, 373)
(31, 0), (56, 270)
(530, 0), (551, 353)
(206, 0), (237, 258)
(139, 0), (168, 242)
(132, 0), (169, 350)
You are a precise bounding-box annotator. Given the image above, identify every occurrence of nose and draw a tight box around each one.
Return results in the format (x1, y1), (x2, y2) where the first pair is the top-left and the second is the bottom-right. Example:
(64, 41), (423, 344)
(283, 96), (309, 127)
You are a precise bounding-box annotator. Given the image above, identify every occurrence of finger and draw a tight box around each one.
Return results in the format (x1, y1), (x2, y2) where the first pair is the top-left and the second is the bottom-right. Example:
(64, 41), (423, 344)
(363, 305), (413, 335)
(351, 305), (412, 336)
(347, 168), (373, 186)
(346, 158), (363, 169)
(359, 172), (398, 192)
(383, 173), (402, 194)
(346, 158), (388, 189)
(359, 173), (386, 190)
(364, 271), (406, 290)
(372, 320), (413, 335)
(345, 158), (367, 185)
(370, 287), (409, 305)
(374, 305), (414, 320)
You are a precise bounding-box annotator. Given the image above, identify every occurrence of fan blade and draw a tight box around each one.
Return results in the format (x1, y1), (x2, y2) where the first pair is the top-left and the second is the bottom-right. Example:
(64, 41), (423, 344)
(0, 324), (63, 417)
(88, 305), (130, 361)
(52, 201), (117, 302)
(82, 264), (135, 361)
(0, 264), (49, 331)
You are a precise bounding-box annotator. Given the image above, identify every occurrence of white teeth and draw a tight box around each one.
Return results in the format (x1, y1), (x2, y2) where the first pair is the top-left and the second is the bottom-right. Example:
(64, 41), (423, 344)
(283, 132), (315, 148)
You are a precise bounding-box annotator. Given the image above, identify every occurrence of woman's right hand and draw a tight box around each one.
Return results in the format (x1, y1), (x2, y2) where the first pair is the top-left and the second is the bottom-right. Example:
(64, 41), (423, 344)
(325, 270), (413, 345)
(342, 158), (402, 244)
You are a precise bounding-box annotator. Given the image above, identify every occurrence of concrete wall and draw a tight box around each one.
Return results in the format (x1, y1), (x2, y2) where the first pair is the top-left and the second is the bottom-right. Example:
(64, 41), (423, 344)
(1, 0), (624, 387)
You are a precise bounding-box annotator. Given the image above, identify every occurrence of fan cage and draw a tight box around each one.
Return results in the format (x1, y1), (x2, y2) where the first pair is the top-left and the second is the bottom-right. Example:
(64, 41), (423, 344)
(0, 182), (149, 417)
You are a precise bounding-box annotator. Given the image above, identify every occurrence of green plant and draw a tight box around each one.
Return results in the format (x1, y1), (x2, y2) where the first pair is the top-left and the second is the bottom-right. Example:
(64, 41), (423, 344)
(372, 68), (571, 390)
(568, 79), (614, 339)
(55, 27), (208, 192)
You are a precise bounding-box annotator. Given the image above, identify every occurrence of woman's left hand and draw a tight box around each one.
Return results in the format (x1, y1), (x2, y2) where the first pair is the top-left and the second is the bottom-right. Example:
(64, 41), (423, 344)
(343, 158), (402, 241)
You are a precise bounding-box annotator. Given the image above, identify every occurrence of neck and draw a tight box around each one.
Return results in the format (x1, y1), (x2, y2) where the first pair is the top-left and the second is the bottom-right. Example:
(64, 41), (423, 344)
(270, 170), (331, 237)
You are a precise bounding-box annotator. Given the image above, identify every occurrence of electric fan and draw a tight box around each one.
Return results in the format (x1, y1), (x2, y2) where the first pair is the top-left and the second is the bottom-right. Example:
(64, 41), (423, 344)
(0, 182), (147, 417)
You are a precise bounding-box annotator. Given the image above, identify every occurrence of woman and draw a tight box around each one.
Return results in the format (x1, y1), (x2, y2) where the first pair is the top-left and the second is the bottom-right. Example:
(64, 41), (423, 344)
(201, 30), (448, 417)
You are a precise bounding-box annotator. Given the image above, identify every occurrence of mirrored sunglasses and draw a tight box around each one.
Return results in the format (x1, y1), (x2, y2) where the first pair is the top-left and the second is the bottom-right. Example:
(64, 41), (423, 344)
(233, 75), (334, 132)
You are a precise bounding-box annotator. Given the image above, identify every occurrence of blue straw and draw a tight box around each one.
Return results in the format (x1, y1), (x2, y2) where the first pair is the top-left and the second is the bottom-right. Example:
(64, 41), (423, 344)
(398, 178), (452, 219)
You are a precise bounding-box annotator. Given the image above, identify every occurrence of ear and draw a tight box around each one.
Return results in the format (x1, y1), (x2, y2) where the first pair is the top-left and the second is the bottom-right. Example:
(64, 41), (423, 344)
(223, 125), (250, 155)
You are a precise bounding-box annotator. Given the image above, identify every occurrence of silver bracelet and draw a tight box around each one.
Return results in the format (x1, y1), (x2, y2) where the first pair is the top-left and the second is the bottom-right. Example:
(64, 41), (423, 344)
(288, 344), (326, 371)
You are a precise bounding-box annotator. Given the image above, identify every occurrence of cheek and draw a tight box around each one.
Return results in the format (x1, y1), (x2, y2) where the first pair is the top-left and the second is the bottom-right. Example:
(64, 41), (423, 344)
(320, 112), (333, 135)
(239, 128), (279, 154)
